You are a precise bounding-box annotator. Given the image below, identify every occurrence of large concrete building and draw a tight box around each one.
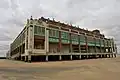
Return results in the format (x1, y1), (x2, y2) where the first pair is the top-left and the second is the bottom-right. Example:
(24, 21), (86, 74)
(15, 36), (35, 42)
(7, 16), (117, 62)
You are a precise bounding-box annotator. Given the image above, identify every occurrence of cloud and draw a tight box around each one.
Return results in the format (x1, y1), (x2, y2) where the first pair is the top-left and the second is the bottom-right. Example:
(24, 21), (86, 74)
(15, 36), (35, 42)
(0, 0), (120, 56)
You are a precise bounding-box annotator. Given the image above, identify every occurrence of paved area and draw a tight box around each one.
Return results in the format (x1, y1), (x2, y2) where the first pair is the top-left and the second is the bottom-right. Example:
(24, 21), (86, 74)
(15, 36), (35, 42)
(0, 57), (120, 80)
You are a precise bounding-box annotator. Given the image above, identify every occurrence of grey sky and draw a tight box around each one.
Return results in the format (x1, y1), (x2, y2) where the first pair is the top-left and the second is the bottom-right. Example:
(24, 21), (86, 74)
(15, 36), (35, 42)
(0, 0), (120, 56)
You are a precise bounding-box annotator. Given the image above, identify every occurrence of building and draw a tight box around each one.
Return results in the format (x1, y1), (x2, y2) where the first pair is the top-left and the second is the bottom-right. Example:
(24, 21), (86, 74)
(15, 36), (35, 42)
(7, 16), (117, 62)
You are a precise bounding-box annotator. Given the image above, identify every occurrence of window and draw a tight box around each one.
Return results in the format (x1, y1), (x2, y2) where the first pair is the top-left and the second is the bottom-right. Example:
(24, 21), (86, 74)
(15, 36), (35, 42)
(34, 26), (37, 34)
(71, 34), (78, 41)
(37, 26), (41, 34)
(87, 36), (94, 43)
(96, 39), (100, 43)
(49, 29), (52, 37)
(41, 27), (45, 35)
(53, 30), (56, 37)
(61, 32), (69, 39)
(34, 26), (45, 36)
(56, 30), (59, 38)
(49, 29), (59, 38)
(80, 35), (85, 42)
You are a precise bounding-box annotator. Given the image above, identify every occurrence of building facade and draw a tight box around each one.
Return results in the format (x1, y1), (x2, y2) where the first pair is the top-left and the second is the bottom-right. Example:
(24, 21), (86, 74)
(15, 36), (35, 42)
(7, 17), (117, 62)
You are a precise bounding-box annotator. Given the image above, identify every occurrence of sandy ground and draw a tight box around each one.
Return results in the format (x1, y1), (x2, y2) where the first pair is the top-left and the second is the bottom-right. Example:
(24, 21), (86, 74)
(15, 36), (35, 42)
(0, 57), (120, 80)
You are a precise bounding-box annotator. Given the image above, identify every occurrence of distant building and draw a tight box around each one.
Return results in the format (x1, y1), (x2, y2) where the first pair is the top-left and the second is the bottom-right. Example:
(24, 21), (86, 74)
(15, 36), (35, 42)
(7, 16), (117, 62)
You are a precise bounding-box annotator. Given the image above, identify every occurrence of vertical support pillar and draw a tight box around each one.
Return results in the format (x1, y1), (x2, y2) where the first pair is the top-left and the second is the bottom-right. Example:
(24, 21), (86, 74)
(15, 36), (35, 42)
(21, 44), (23, 55)
(24, 56), (27, 62)
(109, 54), (110, 58)
(21, 56), (23, 61)
(114, 54), (116, 57)
(59, 55), (62, 60)
(59, 27), (62, 53)
(46, 55), (48, 61)
(69, 29), (72, 53)
(45, 29), (49, 61)
(85, 34), (88, 53)
(79, 55), (81, 59)
(115, 44), (117, 54)
(114, 44), (117, 58)
(105, 54), (107, 58)
(45, 29), (49, 53)
(111, 54), (113, 58)
(100, 39), (102, 53)
(104, 40), (106, 53)
(69, 29), (73, 60)
(94, 38), (97, 53)
(78, 35), (81, 53)
(28, 55), (31, 62)
(110, 39), (113, 54)
(70, 55), (72, 60)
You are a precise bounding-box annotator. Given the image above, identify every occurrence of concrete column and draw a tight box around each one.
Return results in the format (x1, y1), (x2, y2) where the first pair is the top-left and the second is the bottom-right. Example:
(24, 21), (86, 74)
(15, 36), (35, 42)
(69, 31), (73, 60)
(103, 39), (105, 53)
(69, 30), (72, 53)
(115, 44), (117, 54)
(105, 54), (107, 58)
(106, 54), (108, 58)
(85, 34), (88, 53)
(94, 38), (97, 53)
(79, 35), (81, 53)
(24, 56), (27, 62)
(79, 55), (81, 59)
(114, 54), (116, 57)
(78, 32), (81, 53)
(21, 45), (23, 55)
(45, 29), (49, 53)
(111, 54), (113, 58)
(28, 55), (31, 62)
(70, 55), (72, 60)
(21, 56), (23, 61)
(100, 39), (102, 53)
(58, 27), (62, 53)
(27, 25), (34, 58)
(46, 55), (48, 61)
(112, 54), (114, 58)
(59, 55), (62, 60)
(86, 55), (89, 59)
(25, 27), (28, 55)
(108, 54), (110, 58)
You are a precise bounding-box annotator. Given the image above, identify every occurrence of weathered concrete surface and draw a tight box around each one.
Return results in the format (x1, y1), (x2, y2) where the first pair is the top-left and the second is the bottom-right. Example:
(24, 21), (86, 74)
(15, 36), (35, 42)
(0, 57), (120, 80)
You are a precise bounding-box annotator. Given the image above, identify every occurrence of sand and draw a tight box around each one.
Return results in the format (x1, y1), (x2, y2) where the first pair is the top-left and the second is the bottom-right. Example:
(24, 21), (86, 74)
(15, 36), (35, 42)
(0, 57), (120, 80)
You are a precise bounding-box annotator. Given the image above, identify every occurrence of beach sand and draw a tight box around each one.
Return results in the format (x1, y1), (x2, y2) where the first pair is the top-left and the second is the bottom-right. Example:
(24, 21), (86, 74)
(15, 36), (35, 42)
(0, 57), (120, 80)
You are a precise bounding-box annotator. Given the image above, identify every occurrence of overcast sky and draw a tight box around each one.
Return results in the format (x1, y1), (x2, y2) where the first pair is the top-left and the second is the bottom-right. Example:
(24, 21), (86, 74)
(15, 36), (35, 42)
(0, 0), (120, 57)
